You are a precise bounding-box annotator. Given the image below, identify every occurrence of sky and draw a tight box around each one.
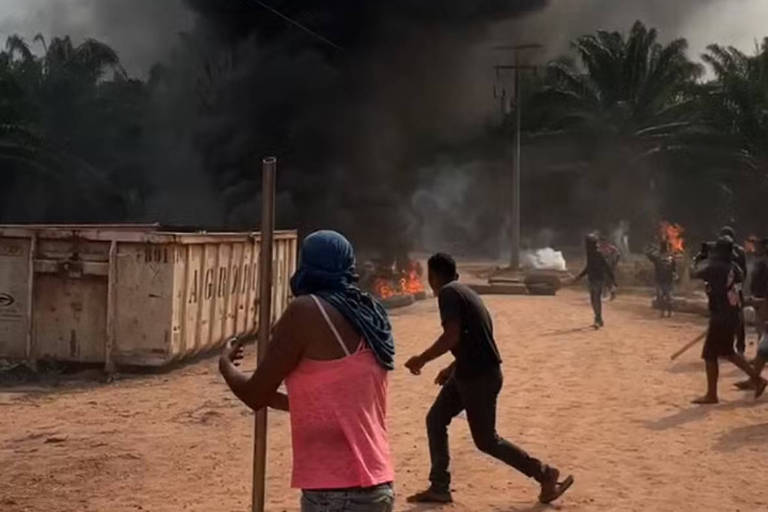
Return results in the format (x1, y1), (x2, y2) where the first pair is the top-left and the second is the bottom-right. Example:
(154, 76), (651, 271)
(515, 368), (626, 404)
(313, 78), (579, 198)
(1, 0), (767, 76)
(0, 0), (192, 76)
(499, 0), (768, 64)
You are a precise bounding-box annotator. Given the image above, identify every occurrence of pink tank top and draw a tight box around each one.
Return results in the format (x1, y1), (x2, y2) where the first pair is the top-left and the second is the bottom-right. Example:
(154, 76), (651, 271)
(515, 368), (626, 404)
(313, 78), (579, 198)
(284, 295), (394, 490)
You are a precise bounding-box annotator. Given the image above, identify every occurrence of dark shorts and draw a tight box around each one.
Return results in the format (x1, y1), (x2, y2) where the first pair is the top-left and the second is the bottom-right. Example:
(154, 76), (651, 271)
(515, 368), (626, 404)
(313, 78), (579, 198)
(702, 312), (738, 360)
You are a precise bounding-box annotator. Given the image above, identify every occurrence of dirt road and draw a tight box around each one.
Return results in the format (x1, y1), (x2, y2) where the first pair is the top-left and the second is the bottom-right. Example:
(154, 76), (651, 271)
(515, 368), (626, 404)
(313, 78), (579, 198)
(2, 289), (767, 511)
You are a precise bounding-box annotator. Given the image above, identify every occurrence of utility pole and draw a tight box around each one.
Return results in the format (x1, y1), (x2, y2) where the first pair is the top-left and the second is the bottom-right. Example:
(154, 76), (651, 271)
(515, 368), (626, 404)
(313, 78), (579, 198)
(493, 43), (541, 269)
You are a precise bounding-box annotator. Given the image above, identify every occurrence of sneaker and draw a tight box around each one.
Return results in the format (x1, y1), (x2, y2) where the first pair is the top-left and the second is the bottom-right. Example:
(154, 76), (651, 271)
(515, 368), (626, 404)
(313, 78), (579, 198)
(406, 488), (453, 504)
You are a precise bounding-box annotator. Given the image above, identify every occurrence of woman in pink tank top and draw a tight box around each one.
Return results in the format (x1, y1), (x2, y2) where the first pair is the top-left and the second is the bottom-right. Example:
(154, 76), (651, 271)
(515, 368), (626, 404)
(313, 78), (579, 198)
(220, 231), (395, 511)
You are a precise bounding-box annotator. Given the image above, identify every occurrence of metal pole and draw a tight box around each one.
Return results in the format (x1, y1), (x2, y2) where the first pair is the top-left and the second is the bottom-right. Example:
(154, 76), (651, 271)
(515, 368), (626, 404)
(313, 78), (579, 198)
(511, 63), (521, 269)
(104, 240), (117, 375)
(25, 234), (37, 368)
(493, 43), (541, 269)
(252, 156), (276, 512)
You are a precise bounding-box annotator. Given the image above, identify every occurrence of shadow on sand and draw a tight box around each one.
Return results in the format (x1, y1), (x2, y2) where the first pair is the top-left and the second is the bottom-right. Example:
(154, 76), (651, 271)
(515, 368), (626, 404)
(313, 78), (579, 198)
(541, 326), (595, 337)
(667, 360), (745, 377)
(639, 399), (768, 431)
(714, 422), (768, 452)
(503, 503), (562, 512)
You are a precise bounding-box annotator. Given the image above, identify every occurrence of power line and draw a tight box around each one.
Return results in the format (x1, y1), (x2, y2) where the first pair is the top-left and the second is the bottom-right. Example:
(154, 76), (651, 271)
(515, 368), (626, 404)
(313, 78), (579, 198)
(245, 0), (344, 51)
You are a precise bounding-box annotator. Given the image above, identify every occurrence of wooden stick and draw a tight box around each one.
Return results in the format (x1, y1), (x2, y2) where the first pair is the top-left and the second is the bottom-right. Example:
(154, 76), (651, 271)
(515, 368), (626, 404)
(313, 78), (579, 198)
(670, 330), (707, 361)
(252, 156), (276, 512)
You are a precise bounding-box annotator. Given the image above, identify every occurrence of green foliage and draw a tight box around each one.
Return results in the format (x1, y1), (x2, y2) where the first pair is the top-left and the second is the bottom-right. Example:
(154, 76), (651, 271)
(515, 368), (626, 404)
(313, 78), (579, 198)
(522, 20), (767, 237)
(0, 34), (145, 222)
(0, 21), (766, 237)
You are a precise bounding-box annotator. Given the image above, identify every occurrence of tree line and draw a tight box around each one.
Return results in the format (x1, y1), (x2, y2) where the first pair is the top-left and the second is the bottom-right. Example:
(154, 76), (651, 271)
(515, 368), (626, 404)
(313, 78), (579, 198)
(518, 21), (768, 244)
(1, 21), (766, 244)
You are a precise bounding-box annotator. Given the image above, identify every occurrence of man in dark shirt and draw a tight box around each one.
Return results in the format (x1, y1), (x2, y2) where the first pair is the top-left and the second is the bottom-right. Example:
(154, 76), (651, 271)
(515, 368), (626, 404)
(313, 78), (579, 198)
(691, 237), (766, 404)
(573, 234), (616, 328)
(695, 226), (748, 354)
(405, 253), (573, 505)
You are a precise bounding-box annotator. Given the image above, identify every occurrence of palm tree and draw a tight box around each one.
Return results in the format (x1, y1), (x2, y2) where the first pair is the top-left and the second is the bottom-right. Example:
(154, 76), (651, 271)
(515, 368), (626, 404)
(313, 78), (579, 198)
(701, 39), (768, 167)
(534, 20), (702, 153)
(0, 34), (144, 222)
(696, 39), (768, 232)
(522, 21), (703, 230)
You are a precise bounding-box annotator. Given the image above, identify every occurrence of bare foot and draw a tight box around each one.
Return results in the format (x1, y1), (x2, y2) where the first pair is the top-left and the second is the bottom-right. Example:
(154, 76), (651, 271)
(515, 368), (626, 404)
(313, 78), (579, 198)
(692, 395), (719, 404)
(734, 379), (755, 390)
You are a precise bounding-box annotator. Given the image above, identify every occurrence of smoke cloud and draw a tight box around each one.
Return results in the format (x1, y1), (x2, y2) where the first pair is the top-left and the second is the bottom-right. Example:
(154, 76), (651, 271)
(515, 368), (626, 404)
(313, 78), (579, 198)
(139, 0), (550, 253)
(3, 0), (768, 255)
(0, 0), (192, 76)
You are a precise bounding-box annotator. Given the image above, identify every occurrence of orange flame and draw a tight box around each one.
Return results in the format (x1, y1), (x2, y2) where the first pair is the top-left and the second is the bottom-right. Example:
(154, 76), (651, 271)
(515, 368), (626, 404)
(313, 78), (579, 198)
(370, 261), (424, 299)
(372, 278), (397, 299)
(401, 261), (425, 294)
(660, 221), (685, 254)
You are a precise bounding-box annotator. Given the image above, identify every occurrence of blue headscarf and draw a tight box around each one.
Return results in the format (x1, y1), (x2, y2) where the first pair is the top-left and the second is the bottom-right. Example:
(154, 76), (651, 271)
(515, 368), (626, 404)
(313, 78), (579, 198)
(290, 230), (395, 370)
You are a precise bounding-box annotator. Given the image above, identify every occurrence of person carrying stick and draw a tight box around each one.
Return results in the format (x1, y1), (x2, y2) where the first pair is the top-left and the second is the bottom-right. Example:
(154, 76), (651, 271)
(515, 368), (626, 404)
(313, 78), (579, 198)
(219, 231), (396, 511)
(691, 236), (767, 404)
(695, 226), (749, 354)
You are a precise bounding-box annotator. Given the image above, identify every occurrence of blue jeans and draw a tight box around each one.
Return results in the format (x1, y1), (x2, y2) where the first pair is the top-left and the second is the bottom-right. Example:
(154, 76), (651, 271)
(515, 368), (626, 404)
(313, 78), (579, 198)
(301, 484), (394, 512)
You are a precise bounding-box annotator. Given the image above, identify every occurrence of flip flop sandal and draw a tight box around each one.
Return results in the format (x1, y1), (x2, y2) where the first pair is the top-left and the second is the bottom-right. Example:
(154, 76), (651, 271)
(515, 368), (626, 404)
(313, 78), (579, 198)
(734, 380), (755, 390)
(539, 474), (575, 504)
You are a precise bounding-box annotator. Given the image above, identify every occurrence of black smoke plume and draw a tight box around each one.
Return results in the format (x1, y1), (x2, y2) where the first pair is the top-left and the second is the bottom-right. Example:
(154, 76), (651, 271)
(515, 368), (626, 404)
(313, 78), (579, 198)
(144, 0), (548, 255)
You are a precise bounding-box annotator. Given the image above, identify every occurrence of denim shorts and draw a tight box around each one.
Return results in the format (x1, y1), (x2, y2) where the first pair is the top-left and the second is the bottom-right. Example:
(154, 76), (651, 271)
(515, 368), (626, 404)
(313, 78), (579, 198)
(301, 483), (394, 512)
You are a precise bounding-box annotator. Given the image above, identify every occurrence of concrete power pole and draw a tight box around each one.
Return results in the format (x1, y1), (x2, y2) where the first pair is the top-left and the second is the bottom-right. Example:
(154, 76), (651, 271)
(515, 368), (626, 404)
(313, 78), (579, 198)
(493, 43), (541, 269)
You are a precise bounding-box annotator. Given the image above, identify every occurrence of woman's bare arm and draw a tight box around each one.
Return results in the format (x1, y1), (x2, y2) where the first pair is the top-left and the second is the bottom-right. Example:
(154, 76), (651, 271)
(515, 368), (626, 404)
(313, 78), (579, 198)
(219, 300), (309, 412)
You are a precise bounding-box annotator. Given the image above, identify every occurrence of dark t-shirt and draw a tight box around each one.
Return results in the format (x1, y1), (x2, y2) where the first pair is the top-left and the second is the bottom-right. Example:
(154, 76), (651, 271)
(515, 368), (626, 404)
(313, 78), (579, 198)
(438, 281), (502, 379)
(695, 244), (748, 278)
(578, 251), (616, 285)
(693, 260), (743, 314)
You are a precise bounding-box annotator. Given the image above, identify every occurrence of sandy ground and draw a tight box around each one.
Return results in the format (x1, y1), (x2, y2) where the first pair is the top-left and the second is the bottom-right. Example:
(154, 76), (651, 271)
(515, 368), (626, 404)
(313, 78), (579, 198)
(2, 288), (768, 512)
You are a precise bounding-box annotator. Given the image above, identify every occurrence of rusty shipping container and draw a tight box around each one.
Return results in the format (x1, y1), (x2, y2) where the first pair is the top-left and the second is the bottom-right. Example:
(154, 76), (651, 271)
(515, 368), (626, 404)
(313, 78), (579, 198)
(0, 225), (298, 368)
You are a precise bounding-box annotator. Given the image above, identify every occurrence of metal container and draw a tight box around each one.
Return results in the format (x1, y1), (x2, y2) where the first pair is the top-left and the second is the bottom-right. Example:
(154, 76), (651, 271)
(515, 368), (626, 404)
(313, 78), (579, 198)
(0, 225), (297, 368)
